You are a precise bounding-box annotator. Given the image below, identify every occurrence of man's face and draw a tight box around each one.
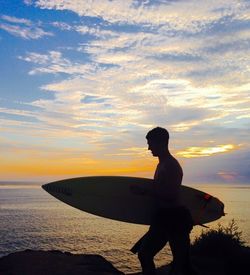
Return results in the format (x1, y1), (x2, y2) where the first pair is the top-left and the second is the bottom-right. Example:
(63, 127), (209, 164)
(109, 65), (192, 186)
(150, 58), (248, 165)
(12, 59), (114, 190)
(147, 139), (165, 157)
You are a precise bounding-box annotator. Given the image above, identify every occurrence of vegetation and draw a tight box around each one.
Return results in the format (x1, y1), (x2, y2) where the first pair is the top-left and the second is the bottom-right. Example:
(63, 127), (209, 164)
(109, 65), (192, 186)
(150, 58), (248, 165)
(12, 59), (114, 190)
(191, 219), (245, 258)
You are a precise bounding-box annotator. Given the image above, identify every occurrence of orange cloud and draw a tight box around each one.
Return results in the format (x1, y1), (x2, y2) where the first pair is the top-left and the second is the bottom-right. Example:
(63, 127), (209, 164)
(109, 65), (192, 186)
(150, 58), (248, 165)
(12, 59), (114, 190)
(176, 144), (238, 158)
(217, 171), (238, 181)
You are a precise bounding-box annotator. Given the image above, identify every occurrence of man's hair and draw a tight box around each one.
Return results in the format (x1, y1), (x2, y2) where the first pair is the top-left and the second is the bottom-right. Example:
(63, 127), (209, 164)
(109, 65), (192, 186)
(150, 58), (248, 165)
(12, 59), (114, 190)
(146, 127), (169, 143)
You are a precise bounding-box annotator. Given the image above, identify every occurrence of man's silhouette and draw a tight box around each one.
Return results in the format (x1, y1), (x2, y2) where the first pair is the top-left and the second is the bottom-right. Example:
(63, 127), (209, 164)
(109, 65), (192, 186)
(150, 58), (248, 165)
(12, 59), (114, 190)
(130, 127), (197, 275)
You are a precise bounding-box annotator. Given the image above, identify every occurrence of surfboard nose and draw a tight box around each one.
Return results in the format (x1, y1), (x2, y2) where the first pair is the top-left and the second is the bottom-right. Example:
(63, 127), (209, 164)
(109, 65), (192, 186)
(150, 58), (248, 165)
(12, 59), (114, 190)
(42, 183), (49, 192)
(42, 182), (72, 196)
(42, 183), (55, 194)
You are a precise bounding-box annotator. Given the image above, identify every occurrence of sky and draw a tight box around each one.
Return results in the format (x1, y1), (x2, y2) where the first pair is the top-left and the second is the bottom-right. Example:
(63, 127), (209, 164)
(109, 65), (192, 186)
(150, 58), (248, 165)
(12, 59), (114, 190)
(0, 0), (249, 184)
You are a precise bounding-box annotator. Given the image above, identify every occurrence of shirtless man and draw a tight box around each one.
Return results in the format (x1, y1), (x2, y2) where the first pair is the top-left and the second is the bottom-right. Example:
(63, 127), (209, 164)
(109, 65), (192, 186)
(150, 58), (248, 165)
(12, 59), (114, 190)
(130, 127), (196, 275)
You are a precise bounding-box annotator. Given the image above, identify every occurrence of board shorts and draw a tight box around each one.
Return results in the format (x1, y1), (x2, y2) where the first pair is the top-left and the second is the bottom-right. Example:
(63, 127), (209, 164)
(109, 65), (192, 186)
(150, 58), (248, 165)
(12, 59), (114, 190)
(131, 205), (193, 254)
(151, 205), (193, 234)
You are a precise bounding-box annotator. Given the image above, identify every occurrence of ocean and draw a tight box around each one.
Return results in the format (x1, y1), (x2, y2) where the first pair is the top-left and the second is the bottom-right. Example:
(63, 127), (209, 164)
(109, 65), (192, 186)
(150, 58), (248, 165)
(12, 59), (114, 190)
(0, 183), (249, 274)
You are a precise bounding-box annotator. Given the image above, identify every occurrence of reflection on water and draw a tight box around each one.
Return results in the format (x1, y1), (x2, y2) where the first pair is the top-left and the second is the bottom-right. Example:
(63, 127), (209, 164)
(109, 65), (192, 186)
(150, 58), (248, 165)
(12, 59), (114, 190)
(0, 184), (249, 273)
(0, 186), (171, 273)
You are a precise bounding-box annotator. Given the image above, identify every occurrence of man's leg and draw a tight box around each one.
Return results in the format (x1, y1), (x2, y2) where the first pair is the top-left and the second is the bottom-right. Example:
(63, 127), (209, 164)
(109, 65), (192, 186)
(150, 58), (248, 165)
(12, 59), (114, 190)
(130, 232), (148, 254)
(137, 227), (168, 275)
(169, 232), (197, 275)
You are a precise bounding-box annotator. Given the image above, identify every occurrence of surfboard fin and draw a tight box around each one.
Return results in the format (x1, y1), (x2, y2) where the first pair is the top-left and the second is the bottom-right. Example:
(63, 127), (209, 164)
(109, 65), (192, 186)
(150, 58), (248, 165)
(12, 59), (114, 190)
(197, 223), (209, 228)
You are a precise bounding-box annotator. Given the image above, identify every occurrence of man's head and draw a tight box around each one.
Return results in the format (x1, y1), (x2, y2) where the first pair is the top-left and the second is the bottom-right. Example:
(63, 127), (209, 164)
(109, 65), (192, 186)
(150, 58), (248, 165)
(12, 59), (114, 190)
(146, 127), (169, 157)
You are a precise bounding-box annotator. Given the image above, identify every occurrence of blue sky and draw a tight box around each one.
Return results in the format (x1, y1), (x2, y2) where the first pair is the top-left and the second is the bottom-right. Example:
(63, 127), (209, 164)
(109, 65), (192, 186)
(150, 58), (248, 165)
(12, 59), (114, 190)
(0, 0), (250, 183)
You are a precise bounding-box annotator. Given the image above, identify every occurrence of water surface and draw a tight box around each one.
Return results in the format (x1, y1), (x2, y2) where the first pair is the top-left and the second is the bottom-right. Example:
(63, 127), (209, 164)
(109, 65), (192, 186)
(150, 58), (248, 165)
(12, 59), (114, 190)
(0, 183), (249, 273)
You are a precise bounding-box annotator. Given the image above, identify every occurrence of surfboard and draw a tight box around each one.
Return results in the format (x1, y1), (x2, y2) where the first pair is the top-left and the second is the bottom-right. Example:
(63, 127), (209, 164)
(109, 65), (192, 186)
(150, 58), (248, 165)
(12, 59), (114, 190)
(42, 176), (225, 225)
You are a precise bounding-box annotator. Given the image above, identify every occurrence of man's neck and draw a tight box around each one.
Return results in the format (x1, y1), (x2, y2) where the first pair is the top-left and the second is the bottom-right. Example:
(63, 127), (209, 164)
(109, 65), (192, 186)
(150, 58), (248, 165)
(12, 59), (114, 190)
(158, 150), (171, 163)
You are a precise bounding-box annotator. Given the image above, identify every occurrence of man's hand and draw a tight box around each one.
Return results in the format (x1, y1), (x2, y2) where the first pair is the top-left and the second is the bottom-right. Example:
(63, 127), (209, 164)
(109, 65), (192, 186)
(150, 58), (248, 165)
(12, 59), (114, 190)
(130, 184), (147, 196)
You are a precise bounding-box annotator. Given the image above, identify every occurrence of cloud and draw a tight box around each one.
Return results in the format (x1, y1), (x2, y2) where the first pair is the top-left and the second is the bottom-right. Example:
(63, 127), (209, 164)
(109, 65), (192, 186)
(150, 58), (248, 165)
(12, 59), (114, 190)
(35, 0), (248, 31)
(17, 40), (249, 136)
(75, 25), (116, 38)
(217, 171), (239, 182)
(24, 0), (33, 5)
(17, 6), (250, 88)
(1, 1), (249, 181)
(19, 51), (93, 75)
(182, 148), (250, 184)
(74, 20), (250, 90)
(8, 7), (250, 148)
(51, 21), (72, 31)
(176, 144), (238, 158)
(0, 15), (53, 39)
(1, 15), (32, 25)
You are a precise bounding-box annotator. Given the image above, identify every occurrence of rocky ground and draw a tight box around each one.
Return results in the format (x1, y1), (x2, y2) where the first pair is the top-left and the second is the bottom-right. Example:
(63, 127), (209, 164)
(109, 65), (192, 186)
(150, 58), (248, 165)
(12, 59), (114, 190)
(1, 246), (250, 275)
(0, 250), (124, 275)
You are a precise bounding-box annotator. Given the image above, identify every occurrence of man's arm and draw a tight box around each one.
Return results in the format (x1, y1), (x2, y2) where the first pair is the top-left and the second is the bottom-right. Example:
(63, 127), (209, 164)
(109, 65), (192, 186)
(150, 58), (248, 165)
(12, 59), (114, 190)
(146, 163), (181, 200)
(131, 160), (182, 201)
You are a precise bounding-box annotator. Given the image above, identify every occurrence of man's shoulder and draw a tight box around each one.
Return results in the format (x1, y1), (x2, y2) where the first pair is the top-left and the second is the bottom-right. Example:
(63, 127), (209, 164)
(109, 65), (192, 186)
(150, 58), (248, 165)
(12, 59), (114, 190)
(161, 156), (182, 175)
(162, 155), (180, 167)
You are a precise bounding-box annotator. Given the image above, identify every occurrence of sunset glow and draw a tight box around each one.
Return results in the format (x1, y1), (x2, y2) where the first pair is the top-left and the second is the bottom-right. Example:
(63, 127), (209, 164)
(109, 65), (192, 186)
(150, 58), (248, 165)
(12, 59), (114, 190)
(0, 1), (249, 183)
